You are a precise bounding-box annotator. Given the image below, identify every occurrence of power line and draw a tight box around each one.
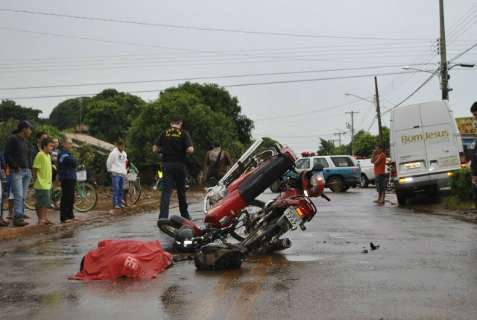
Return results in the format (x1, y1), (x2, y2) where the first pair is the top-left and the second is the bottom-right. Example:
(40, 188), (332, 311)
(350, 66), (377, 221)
(1, 70), (421, 100)
(254, 101), (357, 121)
(380, 40), (477, 114)
(0, 63), (436, 91)
(0, 42), (458, 64)
(0, 8), (435, 41)
(0, 26), (246, 55)
(0, 46), (442, 68)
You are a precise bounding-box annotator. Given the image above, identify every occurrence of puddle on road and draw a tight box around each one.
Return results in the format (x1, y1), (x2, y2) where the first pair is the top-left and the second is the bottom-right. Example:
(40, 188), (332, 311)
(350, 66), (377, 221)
(282, 253), (321, 262)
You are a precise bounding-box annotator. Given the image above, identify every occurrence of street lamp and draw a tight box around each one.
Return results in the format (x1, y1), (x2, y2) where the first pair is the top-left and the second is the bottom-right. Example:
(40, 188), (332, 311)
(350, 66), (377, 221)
(344, 92), (375, 105)
(401, 63), (475, 96)
(402, 63), (474, 73)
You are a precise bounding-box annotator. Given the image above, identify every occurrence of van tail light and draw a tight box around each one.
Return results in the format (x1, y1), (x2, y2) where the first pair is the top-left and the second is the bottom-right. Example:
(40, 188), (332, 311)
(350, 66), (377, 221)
(391, 162), (397, 177)
(459, 152), (467, 165)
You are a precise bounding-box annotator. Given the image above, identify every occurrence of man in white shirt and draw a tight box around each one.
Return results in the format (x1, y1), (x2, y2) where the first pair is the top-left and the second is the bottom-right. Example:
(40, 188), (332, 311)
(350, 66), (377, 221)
(106, 141), (127, 209)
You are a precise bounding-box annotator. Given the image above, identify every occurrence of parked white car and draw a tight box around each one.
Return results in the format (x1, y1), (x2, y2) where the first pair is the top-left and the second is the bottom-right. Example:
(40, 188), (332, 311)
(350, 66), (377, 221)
(390, 100), (464, 205)
(355, 158), (390, 188)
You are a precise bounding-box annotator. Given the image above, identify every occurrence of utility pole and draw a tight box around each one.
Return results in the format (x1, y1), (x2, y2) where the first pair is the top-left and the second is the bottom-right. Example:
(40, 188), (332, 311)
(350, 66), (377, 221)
(334, 131), (346, 146)
(439, 0), (449, 100)
(374, 76), (384, 147)
(79, 97), (83, 132)
(346, 111), (359, 155)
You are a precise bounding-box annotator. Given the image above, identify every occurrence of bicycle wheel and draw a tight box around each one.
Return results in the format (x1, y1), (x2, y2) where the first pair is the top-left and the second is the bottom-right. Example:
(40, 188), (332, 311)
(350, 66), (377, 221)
(74, 182), (98, 212)
(127, 178), (142, 205)
(24, 185), (36, 210)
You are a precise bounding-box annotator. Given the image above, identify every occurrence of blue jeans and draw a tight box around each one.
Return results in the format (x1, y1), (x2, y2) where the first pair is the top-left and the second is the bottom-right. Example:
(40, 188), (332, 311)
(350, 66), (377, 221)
(112, 175), (124, 207)
(12, 169), (32, 220)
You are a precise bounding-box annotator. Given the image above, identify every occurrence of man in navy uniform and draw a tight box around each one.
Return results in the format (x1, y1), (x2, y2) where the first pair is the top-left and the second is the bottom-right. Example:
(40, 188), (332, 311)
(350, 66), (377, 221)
(153, 116), (194, 220)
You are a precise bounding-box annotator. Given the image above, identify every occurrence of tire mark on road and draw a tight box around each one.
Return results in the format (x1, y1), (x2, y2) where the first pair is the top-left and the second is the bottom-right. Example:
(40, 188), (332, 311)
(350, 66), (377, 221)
(225, 256), (272, 320)
(188, 269), (242, 320)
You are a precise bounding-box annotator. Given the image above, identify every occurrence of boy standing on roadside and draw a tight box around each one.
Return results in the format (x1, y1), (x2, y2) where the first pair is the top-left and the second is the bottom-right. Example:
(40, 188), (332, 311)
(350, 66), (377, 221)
(106, 141), (128, 209)
(32, 138), (54, 225)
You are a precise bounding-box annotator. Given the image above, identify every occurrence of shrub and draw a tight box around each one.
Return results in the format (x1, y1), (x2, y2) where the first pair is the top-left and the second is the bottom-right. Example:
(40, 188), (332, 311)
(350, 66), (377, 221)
(77, 144), (109, 185)
(449, 167), (473, 201)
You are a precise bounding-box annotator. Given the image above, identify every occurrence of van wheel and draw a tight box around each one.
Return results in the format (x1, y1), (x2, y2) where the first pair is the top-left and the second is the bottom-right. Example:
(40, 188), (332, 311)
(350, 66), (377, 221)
(328, 176), (345, 192)
(396, 191), (408, 206)
(360, 174), (369, 188)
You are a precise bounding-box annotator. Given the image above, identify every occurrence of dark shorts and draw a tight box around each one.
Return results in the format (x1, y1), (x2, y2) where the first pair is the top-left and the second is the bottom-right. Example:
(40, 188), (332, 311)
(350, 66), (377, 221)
(34, 189), (52, 209)
(375, 174), (386, 193)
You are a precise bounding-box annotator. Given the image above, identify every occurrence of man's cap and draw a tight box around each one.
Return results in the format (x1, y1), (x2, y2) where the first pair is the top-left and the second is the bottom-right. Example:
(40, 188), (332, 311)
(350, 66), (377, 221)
(13, 120), (33, 134)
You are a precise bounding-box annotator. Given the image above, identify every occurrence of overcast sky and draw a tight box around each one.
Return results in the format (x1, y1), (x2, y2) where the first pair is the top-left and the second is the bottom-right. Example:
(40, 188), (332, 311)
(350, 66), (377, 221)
(1, 0), (476, 152)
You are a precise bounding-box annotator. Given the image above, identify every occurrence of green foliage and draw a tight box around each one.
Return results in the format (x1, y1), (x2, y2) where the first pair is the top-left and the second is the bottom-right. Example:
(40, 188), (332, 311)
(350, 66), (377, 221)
(318, 139), (348, 155)
(0, 99), (42, 122)
(319, 127), (391, 157)
(49, 97), (91, 130)
(49, 89), (146, 142)
(449, 168), (473, 201)
(352, 131), (376, 157)
(443, 195), (474, 210)
(127, 87), (247, 178)
(0, 119), (18, 150)
(162, 82), (253, 145)
(77, 144), (109, 185)
(0, 119), (63, 150)
(33, 123), (64, 141)
(85, 101), (128, 143)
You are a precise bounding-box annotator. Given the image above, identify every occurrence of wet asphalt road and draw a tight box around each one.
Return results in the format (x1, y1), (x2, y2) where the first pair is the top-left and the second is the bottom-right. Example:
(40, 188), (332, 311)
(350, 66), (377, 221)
(1, 189), (477, 320)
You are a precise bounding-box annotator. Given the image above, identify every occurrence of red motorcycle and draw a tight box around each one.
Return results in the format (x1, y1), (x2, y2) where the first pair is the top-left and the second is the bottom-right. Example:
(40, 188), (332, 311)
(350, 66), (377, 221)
(157, 142), (327, 269)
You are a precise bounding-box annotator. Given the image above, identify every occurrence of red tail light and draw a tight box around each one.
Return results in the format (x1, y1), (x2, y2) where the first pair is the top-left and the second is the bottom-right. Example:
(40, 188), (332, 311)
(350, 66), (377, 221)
(391, 162), (397, 177)
(459, 152), (467, 165)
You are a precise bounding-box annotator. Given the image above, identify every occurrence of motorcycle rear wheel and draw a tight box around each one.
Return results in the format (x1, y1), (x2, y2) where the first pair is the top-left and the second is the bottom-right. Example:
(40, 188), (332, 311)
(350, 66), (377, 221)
(157, 219), (182, 238)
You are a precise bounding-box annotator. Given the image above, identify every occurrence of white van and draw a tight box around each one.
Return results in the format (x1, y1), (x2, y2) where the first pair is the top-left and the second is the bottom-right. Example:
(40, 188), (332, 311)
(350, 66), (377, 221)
(390, 100), (464, 205)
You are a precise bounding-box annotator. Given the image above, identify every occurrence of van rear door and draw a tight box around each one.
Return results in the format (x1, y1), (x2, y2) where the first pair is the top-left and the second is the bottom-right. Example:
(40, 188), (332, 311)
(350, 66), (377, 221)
(419, 101), (460, 172)
(393, 104), (428, 177)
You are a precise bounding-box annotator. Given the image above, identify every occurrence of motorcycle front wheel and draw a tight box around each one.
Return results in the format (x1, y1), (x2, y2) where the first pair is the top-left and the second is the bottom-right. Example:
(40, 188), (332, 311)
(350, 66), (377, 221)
(230, 199), (266, 241)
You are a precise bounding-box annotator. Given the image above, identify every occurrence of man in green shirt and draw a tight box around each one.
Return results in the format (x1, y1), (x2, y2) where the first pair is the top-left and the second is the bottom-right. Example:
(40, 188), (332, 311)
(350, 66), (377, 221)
(32, 138), (54, 225)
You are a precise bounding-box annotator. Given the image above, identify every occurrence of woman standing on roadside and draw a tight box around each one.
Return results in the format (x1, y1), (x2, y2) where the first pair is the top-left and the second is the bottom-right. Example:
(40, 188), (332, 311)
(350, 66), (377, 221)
(58, 138), (78, 223)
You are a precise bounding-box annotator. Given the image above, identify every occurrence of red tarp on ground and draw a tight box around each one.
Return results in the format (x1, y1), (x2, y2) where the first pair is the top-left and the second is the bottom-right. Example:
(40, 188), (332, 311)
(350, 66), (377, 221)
(69, 240), (173, 281)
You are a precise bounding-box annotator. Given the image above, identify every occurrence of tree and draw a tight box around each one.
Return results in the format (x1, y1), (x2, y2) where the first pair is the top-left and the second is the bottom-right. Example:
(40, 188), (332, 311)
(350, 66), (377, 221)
(161, 82), (254, 144)
(352, 130), (377, 158)
(0, 99), (42, 122)
(84, 89), (145, 142)
(318, 138), (337, 156)
(49, 89), (146, 142)
(0, 119), (18, 150)
(127, 89), (245, 178)
(49, 97), (91, 130)
(85, 101), (129, 142)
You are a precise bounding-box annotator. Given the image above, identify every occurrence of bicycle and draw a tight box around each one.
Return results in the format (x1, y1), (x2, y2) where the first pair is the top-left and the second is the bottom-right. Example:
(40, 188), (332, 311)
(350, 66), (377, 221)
(25, 167), (98, 212)
(126, 163), (142, 205)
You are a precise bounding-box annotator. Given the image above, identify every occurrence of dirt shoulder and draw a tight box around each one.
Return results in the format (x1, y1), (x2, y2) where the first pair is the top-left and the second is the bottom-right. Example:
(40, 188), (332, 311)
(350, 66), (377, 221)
(0, 187), (205, 241)
(402, 197), (477, 224)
